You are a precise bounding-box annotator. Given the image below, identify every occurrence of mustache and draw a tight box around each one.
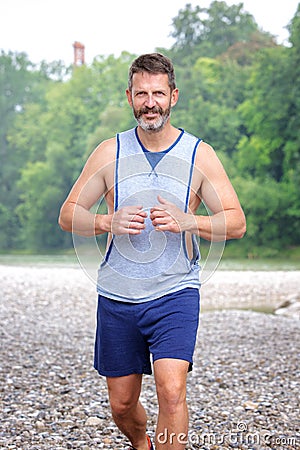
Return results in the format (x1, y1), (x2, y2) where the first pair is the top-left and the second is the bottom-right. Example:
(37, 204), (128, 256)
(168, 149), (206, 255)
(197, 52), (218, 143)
(137, 106), (164, 116)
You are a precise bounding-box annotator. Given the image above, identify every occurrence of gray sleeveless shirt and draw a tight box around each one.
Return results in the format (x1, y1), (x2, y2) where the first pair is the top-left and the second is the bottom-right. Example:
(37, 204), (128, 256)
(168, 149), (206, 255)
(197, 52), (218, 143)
(97, 127), (201, 303)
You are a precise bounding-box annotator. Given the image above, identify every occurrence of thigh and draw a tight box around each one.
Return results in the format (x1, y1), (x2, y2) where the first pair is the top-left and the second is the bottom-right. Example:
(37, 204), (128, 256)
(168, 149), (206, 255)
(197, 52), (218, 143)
(107, 373), (143, 407)
(154, 359), (189, 403)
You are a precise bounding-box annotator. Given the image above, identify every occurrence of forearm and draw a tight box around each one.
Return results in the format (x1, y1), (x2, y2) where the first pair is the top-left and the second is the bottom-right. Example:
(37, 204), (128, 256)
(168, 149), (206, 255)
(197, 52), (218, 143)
(58, 202), (111, 237)
(188, 210), (246, 242)
(150, 196), (246, 240)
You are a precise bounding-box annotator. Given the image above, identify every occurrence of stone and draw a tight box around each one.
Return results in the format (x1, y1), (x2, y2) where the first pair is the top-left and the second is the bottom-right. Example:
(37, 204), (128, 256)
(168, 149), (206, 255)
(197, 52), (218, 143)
(85, 416), (103, 427)
(0, 265), (299, 449)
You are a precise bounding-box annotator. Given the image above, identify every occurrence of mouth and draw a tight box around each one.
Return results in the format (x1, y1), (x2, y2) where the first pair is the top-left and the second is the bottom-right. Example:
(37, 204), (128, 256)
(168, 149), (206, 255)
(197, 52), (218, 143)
(140, 107), (162, 117)
(134, 105), (170, 132)
(143, 112), (158, 119)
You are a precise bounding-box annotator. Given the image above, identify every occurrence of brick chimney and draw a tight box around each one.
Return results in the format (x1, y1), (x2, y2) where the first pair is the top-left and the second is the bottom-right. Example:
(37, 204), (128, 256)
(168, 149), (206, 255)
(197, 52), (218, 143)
(73, 41), (85, 66)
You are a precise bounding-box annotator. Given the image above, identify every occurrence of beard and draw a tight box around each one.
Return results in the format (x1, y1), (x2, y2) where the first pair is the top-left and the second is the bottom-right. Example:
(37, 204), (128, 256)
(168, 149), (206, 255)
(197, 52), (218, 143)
(133, 103), (171, 133)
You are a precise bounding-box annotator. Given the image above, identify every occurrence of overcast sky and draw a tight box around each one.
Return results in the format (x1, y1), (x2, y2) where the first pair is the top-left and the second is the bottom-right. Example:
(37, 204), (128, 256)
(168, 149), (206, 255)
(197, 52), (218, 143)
(0, 0), (299, 65)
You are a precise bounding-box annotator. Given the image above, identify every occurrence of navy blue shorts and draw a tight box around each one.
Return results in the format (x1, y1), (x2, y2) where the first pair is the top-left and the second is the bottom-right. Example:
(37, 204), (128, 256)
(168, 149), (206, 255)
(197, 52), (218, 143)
(94, 288), (200, 377)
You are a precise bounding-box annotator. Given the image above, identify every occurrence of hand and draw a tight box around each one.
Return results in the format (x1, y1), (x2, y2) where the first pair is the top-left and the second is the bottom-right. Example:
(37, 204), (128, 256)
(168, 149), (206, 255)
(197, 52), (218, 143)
(111, 205), (147, 235)
(150, 195), (192, 233)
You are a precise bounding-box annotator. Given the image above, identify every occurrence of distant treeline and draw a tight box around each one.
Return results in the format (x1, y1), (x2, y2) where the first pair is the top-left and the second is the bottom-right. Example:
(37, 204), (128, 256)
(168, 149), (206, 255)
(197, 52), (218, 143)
(1, 1), (300, 258)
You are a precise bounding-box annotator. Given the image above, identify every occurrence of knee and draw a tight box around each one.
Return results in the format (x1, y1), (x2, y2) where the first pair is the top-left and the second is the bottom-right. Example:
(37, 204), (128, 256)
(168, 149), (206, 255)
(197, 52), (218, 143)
(156, 380), (186, 415)
(110, 396), (136, 419)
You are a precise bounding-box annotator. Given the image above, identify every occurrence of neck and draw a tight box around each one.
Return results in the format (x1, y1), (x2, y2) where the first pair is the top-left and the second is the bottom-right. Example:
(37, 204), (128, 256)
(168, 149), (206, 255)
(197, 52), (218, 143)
(136, 122), (181, 152)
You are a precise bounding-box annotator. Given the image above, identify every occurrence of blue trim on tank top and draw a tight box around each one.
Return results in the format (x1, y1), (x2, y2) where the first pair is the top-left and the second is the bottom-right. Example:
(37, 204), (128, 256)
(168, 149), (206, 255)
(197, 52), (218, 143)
(115, 133), (121, 211)
(182, 138), (201, 263)
(135, 127), (185, 174)
(184, 138), (202, 213)
(134, 127), (184, 154)
(103, 134), (121, 263)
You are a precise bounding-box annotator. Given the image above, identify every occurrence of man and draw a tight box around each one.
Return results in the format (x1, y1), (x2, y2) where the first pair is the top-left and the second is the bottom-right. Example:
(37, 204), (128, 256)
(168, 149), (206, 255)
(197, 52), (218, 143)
(59, 53), (246, 450)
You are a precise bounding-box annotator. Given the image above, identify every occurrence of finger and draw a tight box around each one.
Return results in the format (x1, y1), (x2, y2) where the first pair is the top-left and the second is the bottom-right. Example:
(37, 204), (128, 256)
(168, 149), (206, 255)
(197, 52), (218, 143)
(135, 210), (148, 218)
(150, 207), (164, 214)
(128, 217), (146, 229)
(151, 216), (168, 227)
(127, 228), (144, 235)
(132, 213), (146, 223)
(150, 201), (167, 212)
(150, 208), (166, 217)
(126, 206), (147, 219)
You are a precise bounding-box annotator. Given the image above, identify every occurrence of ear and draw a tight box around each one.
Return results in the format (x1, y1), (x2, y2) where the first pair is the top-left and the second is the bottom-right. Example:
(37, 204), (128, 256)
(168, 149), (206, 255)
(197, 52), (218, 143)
(126, 88), (133, 107)
(171, 88), (179, 108)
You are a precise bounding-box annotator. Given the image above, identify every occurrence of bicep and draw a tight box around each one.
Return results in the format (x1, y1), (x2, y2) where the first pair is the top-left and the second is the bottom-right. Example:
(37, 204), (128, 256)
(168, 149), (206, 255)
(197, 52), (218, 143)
(200, 176), (241, 214)
(63, 152), (108, 211)
(66, 172), (106, 210)
(197, 143), (241, 214)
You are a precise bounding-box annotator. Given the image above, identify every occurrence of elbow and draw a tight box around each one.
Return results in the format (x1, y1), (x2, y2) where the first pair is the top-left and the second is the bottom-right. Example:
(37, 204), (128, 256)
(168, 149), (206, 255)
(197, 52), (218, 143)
(227, 213), (247, 240)
(58, 215), (67, 232)
(58, 217), (67, 232)
(233, 215), (247, 240)
(58, 207), (72, 233)
(236, 224), (246, 240)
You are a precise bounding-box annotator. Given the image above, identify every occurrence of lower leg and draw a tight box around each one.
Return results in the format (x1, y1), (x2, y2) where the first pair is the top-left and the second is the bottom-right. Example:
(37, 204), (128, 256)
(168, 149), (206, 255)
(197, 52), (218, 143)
(156, 401), (188, 449)
(112, 400), (148, 449)
(107, 374), (149, 450)
(154, 359), (190, 450)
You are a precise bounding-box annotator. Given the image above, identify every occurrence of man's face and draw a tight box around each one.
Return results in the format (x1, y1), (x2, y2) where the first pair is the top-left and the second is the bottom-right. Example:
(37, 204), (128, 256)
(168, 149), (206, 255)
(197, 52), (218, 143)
(126, 72), (178, 133)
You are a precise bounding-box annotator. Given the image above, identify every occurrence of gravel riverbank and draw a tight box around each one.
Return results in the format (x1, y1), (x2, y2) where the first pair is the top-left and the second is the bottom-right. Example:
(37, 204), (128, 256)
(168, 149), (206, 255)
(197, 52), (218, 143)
(0, 265), (299, 449)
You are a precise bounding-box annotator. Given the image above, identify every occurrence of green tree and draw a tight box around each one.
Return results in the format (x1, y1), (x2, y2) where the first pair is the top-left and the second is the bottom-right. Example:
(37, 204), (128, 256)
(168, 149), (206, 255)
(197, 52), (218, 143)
(284, 3), (300, 184)
(173, 56), (247, 154)
(169, 1), (269, 62)
(232, 5), (300, 248)
(0, 51), (53, 249)
(1, 2), (300, 255)
(14, 52), (135, 250)
(235, 45), (291, 181)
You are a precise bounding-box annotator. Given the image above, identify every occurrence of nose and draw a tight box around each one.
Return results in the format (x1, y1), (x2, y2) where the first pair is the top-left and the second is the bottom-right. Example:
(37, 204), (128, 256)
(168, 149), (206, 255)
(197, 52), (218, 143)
(144, 94), (156, 108)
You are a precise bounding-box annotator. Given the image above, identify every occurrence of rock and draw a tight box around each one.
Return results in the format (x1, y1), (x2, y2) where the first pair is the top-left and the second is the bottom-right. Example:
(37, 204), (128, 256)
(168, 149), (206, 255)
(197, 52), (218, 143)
(244, 400), (259, 410)
(35, 420), (48, 432)
(275, 300), (300, 319)
(0, 265), (299, 449)
(85, 416), (103, 427)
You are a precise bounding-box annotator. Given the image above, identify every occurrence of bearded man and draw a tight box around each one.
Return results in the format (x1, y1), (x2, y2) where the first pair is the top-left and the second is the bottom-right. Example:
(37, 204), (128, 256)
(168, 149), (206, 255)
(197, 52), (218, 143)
(59, 53), (246, 450)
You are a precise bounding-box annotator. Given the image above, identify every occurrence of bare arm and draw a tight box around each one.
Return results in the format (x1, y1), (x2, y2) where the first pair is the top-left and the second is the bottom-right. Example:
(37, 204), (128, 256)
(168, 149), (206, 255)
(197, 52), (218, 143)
(150, 142), (246, 241)
(193, 142), (246, 240)
(58, 139), (146, 237)
(58, 141), (112, 236)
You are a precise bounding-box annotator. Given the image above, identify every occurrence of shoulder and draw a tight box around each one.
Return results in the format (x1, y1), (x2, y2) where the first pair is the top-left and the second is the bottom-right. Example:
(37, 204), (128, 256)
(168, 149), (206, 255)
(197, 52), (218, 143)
(89, 137), (116, 164)
(196, 140), (214, 155)
(194, 140), (229, 180)
(195, 140), (223, 166)
(83, 137), (117, 173)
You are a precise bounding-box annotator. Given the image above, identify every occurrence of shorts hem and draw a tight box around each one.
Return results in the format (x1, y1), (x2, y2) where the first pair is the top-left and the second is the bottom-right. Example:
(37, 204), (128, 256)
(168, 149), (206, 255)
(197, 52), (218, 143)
(152, 354), (193, 365)
(152, 355), (194, 372)
(94, 366), (153, 378)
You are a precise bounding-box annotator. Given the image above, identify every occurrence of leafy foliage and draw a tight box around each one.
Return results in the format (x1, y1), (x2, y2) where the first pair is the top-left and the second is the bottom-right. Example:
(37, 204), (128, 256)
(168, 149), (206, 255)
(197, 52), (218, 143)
(0, 1), (299, 255)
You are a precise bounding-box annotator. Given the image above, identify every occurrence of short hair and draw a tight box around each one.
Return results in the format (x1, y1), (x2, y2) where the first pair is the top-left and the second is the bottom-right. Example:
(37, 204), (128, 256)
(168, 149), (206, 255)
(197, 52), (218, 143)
(128, 53), (176, 92)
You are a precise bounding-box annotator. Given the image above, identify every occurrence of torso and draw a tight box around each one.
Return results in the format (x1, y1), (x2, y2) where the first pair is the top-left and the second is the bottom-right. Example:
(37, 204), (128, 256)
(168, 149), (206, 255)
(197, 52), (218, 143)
(96, 132), (204, 216)
(96, 126), (202, 301)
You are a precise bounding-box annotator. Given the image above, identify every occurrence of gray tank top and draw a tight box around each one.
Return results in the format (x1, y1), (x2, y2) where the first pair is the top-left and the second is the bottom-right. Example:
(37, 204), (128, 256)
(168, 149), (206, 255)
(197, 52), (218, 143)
(97, 127), (201, 302)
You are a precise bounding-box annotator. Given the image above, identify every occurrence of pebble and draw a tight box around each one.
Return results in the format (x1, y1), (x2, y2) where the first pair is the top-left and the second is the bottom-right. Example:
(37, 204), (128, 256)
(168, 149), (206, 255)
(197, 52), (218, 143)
(0, 265), (299, 449)
(85, 417), (103, 427)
